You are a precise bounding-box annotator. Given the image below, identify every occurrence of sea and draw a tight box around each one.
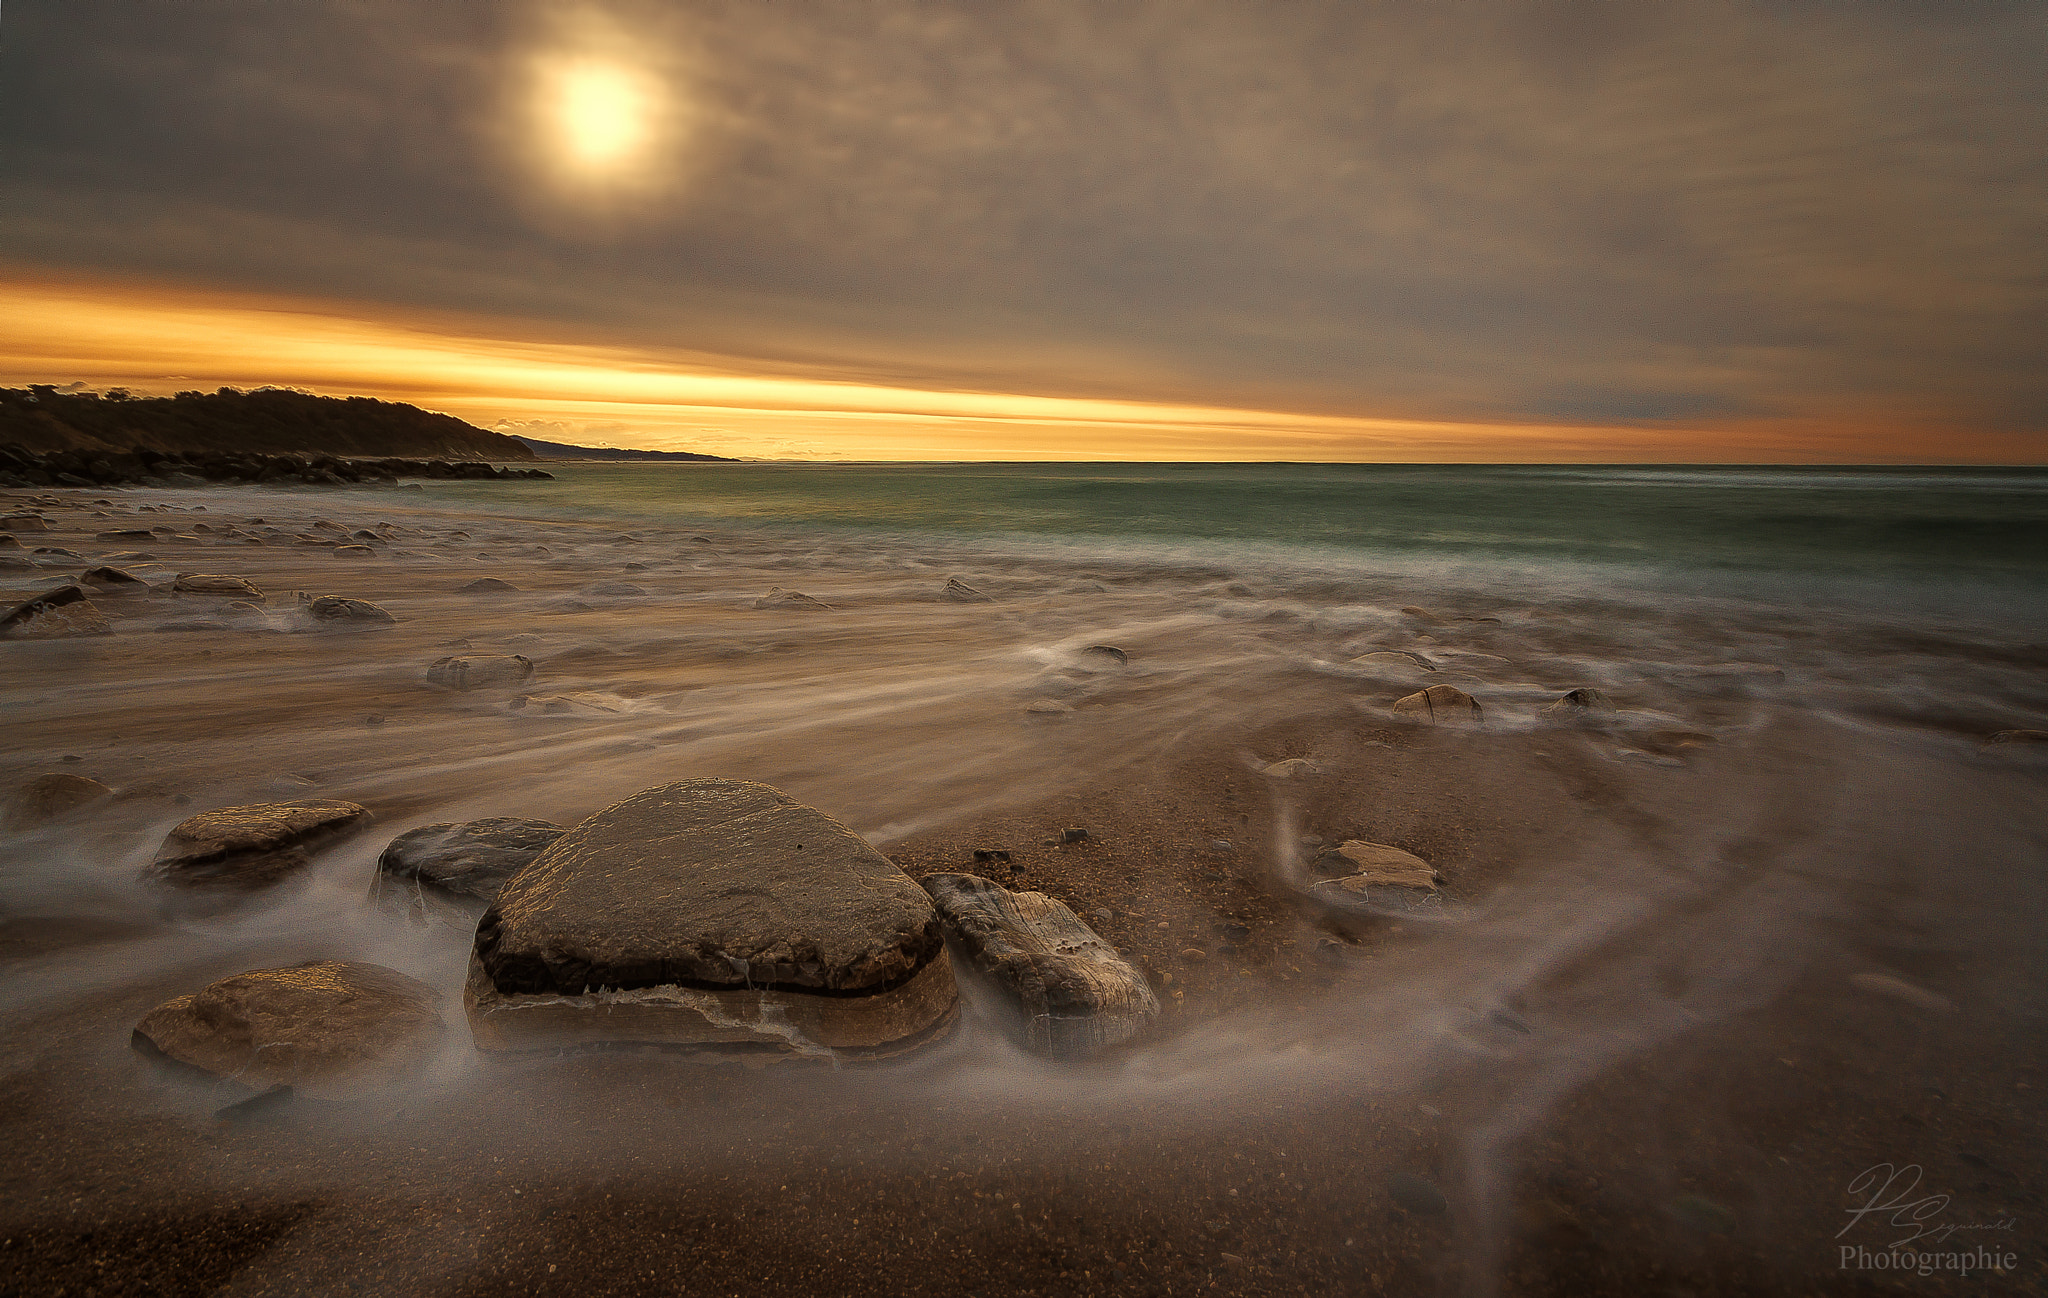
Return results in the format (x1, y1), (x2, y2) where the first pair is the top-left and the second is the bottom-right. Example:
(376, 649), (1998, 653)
(424, 462), (2048, 630)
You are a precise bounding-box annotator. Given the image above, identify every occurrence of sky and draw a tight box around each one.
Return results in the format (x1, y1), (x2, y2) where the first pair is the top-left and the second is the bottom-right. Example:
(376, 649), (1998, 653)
(3, 1), (2044, 462)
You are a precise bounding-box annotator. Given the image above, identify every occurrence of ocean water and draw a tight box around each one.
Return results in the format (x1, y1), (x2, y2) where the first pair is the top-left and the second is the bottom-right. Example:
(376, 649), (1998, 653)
(426, 462), (2048, 628)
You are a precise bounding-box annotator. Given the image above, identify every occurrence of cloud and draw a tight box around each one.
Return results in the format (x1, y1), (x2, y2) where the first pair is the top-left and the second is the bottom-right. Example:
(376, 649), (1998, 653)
(3, 0), (2043, 453)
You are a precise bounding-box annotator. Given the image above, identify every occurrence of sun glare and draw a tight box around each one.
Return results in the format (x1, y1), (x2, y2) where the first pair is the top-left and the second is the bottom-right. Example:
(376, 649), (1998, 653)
(545, 57), (655, 176)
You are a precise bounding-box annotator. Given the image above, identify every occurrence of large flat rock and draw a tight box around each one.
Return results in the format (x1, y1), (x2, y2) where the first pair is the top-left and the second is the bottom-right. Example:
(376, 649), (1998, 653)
(148, 799), (371, 893)
(921, 872), (1157, 1056)
(468, 779), (957, 1057)
(132, 960), (441, 1097)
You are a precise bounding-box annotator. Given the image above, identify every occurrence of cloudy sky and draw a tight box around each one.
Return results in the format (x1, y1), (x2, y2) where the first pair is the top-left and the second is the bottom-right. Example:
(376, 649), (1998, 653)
(4, 1), (2043, 460)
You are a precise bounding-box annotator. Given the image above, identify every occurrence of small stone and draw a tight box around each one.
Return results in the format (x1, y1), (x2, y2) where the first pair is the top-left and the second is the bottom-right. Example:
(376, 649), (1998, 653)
(1399, 605), (1445, 624)
(943, 577), (994, 603)
(305, 596), (396, 625)
(457, 577), (521, 594)
(583, 581), (647, 597)
(1311, 840), (1438, 888)
(754, 586), (832, 610)
(79, 565), (149, 594)
(426, 654), (534, 691)
(366, 715), (385, 726)
(1391, 684), (1483, 725)
(2, 514), (50, 532)
(971, 848), (1012, 865)
(331, 544), (376, 557)
(1210, 839), (1234, 854)
(172, 573), (264, 600)
(1545, 687), (1615, 716)
(753, 585), (831, 610)
(1179, 947), (1207, 962)
(1261, 757), (1319, 779)
(1024, 698), (1074, 716)
(1080, 644), (1128, 666)
(131, 960), (442, 1098)
(1388, 1171), (1448, 1215)
(1060, 827), (1089, 844)
(5, 773), (114, 829)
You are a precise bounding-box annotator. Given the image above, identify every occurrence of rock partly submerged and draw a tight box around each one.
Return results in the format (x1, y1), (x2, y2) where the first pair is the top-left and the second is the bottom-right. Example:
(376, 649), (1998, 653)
(943, 577), (994, 603)
(1391, 684), (1483, 725)
(754, 586), (832, 611)
(173, 573), (265, 600)
(147, 799), (372, 896)
(0, 584), (111, 639)
(1308, 840), (1460, 920)
(5, 772), (114, 828)
(304, 595), (396, 626)
(374, 816), (565, 921)
(467, 779), (958, 1060)
(427, 654), (534, 691)
(131, 960), (442, 1097)
(921, 872), (1157, 1056)
(1545, 687), (1615, 718)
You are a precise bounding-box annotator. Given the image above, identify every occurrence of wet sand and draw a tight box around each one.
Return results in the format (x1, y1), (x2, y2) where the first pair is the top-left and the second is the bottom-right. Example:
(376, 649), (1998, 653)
(2, 483), (2044, 1295)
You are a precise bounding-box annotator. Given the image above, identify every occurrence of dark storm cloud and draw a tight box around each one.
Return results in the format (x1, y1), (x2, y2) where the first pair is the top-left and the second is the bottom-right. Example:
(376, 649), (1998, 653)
(5, 0), (2045, 432)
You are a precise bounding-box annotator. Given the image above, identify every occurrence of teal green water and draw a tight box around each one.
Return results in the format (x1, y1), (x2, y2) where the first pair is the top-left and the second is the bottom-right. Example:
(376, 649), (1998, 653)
(427, 463), (2048, 624)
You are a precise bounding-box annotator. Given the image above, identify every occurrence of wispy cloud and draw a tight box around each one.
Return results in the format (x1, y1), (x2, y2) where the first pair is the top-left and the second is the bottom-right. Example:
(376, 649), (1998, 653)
(3, 1), (2042, 457)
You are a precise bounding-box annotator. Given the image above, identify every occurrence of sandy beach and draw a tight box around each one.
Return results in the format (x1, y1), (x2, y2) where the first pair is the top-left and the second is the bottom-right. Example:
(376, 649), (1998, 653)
(2, 477), (2043, 1296)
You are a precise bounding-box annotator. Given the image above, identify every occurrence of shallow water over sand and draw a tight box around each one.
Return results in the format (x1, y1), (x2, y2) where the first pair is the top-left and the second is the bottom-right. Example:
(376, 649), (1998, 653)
(2, 478), (2043, 1295)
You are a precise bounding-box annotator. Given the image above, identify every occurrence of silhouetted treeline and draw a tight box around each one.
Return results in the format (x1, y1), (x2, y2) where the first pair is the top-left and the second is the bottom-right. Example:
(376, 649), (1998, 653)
(0, 385), (536, 461)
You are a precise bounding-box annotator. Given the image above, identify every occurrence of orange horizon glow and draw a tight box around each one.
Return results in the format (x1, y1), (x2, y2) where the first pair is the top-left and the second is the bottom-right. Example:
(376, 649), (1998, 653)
(0, 270), (2035, 464)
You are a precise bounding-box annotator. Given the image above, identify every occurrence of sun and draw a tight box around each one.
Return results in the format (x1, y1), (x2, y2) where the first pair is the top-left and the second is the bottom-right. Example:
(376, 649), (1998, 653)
(541, 56), (659, 178)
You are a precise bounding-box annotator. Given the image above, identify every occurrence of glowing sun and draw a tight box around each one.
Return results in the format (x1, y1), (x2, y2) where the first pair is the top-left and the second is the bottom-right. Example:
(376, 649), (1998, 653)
(541, 56), (660, 178)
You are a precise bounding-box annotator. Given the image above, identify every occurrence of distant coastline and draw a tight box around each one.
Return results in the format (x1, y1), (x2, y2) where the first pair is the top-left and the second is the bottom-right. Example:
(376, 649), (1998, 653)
(509, 435), (737, 462)
(1, 385), (533, 463)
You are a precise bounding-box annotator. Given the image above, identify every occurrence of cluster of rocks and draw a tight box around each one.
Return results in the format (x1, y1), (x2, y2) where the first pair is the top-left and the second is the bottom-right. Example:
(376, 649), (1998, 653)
(0, 442), (551, 490)
(128, 779), (1158, 1095)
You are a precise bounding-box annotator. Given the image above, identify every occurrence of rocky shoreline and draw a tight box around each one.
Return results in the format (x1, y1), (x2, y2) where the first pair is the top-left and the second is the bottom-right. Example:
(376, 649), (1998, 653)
(0, 441), (551, 490)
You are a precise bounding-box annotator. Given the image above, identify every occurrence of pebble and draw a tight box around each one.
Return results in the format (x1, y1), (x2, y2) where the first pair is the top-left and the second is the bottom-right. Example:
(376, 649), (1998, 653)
(1060, 827), (1089, 844)
(1179, 947), (1206, 962)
